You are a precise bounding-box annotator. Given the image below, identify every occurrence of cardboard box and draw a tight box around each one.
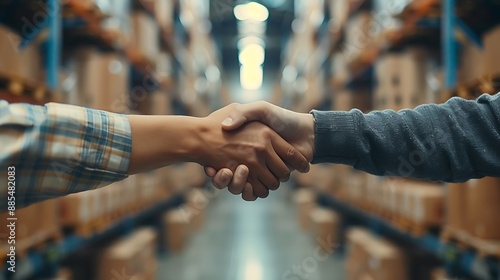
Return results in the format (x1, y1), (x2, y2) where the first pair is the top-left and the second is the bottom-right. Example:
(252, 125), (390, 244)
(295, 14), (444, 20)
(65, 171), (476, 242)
(38, 198), (60, 233)
(60, 191), (96, 226)
(397, 180), (444, 226)
(0, 26), (43, 84)
(164, 209), (189, 253)
(445, 183), (467, 230)
(346, 228), (407, 280)
(466, 177), (500, 239)
(98, 227), (157, 280)
(74, 49), (130, 113)
(131, 11), (160, 61)
(346, 227), (373, 280)
(365, 238), (407, 280)
(459, 40), (484, 85)
(294, 188), (317, 230)
(483, 25), (500, 76)
(333, 90), (353, 111)
(310, 208), (340, 252)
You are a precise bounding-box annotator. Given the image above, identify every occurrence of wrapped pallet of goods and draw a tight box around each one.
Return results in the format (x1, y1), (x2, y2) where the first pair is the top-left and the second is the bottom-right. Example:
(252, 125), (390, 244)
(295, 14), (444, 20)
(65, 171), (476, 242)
(98, 227), (157, 280)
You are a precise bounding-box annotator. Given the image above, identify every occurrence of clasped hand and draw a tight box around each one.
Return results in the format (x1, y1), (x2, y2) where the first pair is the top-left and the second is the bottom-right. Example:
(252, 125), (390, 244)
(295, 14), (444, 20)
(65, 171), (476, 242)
(198, 102), (315, 201)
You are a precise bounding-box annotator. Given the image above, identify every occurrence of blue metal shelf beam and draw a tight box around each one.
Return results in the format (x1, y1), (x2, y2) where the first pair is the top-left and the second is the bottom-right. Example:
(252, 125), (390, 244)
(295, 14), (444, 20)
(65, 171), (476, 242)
(46, 0), (61, 90)
(442, 0), (457, 89)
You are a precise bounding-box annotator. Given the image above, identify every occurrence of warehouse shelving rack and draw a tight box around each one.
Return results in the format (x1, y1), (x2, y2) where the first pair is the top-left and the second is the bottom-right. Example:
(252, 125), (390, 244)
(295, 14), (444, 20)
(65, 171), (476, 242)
(318, 193), (500, 280)
(0, 1), (208, 279)
(0, 194), (184, 280)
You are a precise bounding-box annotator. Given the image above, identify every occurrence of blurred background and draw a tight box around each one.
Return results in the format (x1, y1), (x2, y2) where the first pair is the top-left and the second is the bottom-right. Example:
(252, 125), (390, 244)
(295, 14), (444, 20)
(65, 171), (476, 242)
(1, 0), (500, 279)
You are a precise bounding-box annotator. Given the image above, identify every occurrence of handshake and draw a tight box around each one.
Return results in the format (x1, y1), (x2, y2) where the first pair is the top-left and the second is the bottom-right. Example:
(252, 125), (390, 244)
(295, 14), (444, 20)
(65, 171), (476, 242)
(196, 101), (315, 201)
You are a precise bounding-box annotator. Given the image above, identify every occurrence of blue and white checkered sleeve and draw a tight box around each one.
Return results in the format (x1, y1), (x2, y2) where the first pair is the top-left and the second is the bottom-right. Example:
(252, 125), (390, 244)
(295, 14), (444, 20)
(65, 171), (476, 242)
(0, 101), (132, 208)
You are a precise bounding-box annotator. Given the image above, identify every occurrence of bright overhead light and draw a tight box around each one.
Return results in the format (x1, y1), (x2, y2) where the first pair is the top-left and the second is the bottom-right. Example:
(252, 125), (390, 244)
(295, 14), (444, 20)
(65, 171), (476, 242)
(234, 2), (269, 22)
(239, 43), (265, 66)
(238, 36), (266, 50)
(240, 65), (263, 90)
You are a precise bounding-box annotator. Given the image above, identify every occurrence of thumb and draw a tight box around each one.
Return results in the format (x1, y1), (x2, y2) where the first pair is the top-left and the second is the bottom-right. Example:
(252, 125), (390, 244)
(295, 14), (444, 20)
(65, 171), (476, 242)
(221, 113), (248, 131)
(221, 102), (270, 131)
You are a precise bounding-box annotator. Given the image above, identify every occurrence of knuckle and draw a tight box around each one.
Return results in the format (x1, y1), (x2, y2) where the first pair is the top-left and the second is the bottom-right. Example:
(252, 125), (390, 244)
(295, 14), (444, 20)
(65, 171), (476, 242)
(287, 147), (297, 158)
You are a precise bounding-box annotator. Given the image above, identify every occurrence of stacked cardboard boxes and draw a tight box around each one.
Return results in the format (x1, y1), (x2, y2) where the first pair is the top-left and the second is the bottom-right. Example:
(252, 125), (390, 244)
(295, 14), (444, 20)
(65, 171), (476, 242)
(71, 49), (130, 113)
(374, 49), (432, 111)
(447, 177), (500, 240)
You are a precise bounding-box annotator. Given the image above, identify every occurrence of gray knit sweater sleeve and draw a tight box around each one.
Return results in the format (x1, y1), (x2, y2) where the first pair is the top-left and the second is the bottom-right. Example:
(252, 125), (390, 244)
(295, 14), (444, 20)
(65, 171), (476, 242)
(310, 93), (500, 182)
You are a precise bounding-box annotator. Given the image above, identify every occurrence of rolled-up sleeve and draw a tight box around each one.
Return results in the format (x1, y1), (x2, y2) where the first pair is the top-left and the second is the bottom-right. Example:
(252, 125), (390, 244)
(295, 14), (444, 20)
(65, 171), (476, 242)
(0, 100), (132, 208)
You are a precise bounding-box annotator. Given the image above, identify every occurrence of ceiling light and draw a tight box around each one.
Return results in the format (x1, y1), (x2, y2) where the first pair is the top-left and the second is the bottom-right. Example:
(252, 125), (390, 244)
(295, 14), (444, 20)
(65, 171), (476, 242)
(234, 2), (269, 22)
(240, 65), (263, 90)
(239, 43), (265, 66)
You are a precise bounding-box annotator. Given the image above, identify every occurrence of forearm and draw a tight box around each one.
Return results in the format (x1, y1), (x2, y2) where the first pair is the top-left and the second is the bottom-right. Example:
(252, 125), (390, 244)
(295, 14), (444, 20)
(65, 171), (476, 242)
(311, 93), (500, 182)
(127, 115), (203, 173)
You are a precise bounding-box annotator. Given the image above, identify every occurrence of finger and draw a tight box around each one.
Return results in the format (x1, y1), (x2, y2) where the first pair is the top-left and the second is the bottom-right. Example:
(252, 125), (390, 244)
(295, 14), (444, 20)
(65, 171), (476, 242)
(204, 167), (217, 177)
(257, 163), (281, 191)
(212, 169), (233, 189)
(265, 149), (291, 183)
(250, 176), (270, 198)
(228, 165), (249, 195)
(271, 133), (310, 173)
(221, 101), (271, 131)
(242, 182), (257, 201)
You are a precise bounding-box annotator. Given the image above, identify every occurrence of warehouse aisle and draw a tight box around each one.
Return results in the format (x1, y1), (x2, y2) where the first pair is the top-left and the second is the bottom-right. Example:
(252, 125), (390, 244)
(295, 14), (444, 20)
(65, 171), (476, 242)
(158, 186), (345, 280)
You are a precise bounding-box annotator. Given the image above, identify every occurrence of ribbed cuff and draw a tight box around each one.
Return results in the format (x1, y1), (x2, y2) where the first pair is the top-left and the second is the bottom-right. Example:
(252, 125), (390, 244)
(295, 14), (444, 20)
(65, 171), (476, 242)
(310, 110), (359, 165)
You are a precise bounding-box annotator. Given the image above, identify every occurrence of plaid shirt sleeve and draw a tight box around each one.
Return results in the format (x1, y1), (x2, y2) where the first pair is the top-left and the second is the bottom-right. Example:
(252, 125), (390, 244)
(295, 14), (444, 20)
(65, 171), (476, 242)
(0, 100), (132, 209)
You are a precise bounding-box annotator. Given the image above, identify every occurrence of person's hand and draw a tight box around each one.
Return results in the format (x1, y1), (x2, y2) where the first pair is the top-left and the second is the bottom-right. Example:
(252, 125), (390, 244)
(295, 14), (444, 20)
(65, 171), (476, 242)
(204, 101), (315, 199)
(196, 104), (310, 199)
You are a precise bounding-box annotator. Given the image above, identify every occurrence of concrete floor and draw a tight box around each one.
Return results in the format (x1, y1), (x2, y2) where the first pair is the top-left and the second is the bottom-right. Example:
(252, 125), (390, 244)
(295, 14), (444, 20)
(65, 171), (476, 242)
(157, 185), (346, 280)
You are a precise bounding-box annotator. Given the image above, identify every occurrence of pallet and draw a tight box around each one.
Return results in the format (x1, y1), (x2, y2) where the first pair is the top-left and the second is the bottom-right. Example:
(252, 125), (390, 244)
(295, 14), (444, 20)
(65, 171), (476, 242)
(441, 226), (500, 258)
(0, 227), (61, 260)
